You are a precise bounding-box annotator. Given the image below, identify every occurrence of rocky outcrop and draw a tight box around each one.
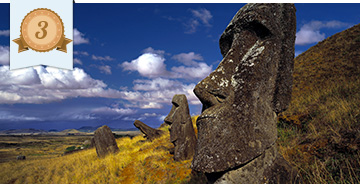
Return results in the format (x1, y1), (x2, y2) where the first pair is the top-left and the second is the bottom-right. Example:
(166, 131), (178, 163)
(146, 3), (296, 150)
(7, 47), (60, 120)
(164, 94), (197, 161)
(191, 3), (300, 183)
(134, 120), (163, 141)
(93, 125), (119, 158)
(16, 155), (26, 160)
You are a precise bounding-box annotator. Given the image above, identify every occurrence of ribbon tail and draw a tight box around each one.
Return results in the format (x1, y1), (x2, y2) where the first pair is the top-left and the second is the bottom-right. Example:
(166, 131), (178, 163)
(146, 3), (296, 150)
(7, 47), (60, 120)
(13, 37), (29, 53)
(56, 37), (72, 53)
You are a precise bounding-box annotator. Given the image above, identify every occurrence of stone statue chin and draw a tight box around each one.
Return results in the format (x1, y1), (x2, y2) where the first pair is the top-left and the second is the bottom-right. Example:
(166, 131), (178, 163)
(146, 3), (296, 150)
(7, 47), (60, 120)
(191, 3), (296, 173)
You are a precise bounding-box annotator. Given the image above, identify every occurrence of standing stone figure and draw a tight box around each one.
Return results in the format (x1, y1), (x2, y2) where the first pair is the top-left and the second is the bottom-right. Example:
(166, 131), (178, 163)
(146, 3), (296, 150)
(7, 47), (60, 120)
(164, 94), (197, 161)
(191, 3), (300, 183)
(134, 120), (163, 141)
(93, 125), (119, 158)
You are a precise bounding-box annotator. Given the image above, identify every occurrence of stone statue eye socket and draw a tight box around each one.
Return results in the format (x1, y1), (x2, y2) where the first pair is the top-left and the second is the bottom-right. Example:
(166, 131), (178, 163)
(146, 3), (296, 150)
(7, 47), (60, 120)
(215, 95), (226, 103)
(209, 90), (227, 103)
(172, 102), (179, 107)
(245, 20), (272, 39)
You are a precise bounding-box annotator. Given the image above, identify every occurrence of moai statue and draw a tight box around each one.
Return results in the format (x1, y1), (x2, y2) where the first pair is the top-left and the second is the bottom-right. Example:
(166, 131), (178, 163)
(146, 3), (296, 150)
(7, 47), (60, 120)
(134, 120), (163, 141)
(93, 125), (119, 158)
(165, 94), (197, 161)
(191, 3), (301, 184)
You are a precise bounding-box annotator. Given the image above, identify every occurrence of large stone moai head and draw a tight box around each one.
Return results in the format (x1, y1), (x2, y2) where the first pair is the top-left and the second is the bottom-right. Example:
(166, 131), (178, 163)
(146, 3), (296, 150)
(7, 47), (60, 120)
(93, 125), (119, 158)
(134, 120), (163, 141)
(192, 4), (296, 173)
(164, 94), (197, 161)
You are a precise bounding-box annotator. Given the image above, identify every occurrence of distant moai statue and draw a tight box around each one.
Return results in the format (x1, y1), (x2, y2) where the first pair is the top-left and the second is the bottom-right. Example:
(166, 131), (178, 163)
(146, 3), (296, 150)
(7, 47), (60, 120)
(165, 94), (196, 161)
(93, 125), (119, 158)
(191, 3), (301, 183)
(134, 120), (163, 141)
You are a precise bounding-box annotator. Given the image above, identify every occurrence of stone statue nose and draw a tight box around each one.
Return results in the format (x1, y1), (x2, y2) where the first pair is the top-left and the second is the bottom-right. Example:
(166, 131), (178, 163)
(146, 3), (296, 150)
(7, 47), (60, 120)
(194, 79), (221, 112)
(164, 115), (172, 125)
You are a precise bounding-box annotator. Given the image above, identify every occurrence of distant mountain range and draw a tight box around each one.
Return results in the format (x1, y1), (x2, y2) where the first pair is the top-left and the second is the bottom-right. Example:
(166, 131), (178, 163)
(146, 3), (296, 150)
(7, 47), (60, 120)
(0, 126), (138, 135)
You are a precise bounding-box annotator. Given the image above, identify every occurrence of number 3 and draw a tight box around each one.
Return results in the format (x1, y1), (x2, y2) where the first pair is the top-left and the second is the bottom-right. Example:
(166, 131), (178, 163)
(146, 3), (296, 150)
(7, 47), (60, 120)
(35, 21), (48, 39)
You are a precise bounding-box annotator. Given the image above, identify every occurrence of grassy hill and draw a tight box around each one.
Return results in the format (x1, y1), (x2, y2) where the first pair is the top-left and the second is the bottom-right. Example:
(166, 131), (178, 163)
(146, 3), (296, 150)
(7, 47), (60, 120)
(278, 23), (360, 183)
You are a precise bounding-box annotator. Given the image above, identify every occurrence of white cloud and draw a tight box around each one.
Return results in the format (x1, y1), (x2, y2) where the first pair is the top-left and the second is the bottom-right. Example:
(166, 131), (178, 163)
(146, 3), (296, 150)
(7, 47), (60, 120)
(92, 107), (137, 115)
(184, 8), (212, 34)
(0, 30), (10, 37)
(120, 49), (212, 80)
(172, 52), (203, 66)
(143, 113), (159, 117)
(171, 62), (212, 79)
(133, 78), (184, 91)
(295, 20), (351, 45)
(117, 48), (211, 108)
(158, 115), (167, 122)
(74, 58), (83, 65)
(295, 51), (303, 57)
(92, 55), (114, 61)
(121, 53), (168, 78)
(0, 46), (9, 65)
(184, 19), (200, 34)
(119, 78), (201, 109)
(73, 28), (89, 45)
(74, 51), (89, 56)
(190, 8), (212, 26)
(0, 66), (122, 104)
(0, 111), (43, 121)
(142, 47), (165, 56)
(98, 65), (112, 75)
(141, 102), (163, 109)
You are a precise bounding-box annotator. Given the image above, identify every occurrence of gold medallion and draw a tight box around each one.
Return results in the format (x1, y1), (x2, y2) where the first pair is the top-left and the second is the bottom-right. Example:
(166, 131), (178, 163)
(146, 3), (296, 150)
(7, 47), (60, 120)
(13, 8), (72, 53)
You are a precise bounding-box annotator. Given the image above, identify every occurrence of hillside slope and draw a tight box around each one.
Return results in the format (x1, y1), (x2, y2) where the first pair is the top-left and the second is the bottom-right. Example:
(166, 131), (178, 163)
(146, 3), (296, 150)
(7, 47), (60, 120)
(279, 24), (360, 183)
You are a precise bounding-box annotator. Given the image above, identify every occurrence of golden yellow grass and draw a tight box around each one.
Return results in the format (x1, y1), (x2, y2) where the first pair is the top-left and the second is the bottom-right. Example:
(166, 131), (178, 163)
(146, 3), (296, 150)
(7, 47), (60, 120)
(0, 124), (198, 184)
(277, 24), (360, 183)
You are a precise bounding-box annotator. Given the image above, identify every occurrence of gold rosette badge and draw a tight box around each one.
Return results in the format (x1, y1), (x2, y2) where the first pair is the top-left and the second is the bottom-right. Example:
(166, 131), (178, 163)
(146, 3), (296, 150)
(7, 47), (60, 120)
(13, 8), (72, 53)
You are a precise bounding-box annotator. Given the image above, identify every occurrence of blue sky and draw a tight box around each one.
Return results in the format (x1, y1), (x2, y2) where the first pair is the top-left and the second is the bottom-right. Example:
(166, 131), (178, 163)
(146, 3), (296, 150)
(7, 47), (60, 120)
(0, 3), (359, 130)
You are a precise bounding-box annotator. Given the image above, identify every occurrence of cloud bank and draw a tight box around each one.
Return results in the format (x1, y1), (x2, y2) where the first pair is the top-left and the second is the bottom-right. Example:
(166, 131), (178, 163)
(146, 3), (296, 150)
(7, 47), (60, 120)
(0, 66), (122, 104)
(296, 20), (351, 45)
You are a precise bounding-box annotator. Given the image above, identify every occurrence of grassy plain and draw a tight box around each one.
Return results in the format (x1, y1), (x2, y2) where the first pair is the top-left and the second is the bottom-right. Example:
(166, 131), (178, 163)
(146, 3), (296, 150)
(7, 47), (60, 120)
(0, 120), (197, 184)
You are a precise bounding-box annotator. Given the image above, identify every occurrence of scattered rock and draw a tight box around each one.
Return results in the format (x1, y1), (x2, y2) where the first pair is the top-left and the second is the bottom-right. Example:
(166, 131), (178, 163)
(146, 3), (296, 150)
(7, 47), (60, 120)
(165, 94), (197, 161)
(16, 155), (26, 160)
(93, 125), (119, 158)
(63, 149), (82, 155)
(133, 120), (163, 141)
(83, 139), (91, 145)
(191, 3), (299, 183)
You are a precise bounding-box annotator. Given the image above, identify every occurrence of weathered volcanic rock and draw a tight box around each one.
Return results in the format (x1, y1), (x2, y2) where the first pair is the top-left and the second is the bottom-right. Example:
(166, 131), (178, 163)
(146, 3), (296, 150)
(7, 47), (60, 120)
(191, 3), (299, 183)
(134, 120), (163, 141)
(164, 94), (197, 161)
(209, 146), (301, 184)
(93, 125), (119, 158)
(16, 155), (26, 160)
